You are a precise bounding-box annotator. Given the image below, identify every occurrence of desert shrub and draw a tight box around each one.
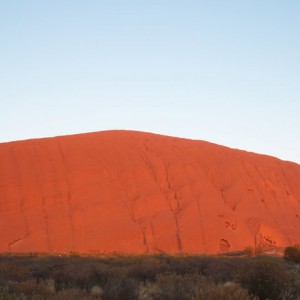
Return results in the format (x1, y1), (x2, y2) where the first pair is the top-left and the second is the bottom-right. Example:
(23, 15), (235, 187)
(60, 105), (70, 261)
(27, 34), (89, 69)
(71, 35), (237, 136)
(164, 255), (206, 275)
(84, 262), (108, 287)
(90, 285), (103, 297)
(150, 273), (255, 300)
(0, 287), (28, 300)
(50, 260), (99, 291)
(0, 261), (32, 282)
(291, 270), (300, 298)
(30, 256), (64, 280)
(182, 255), (211, 273)
(202, 257), (246, 283)
(126, 256), (169, 281)
(6, 279), (53, 299)
(236, 256), (292, 300)
(284, 246), (300, 263)
(65, 262), (95, 289)
(138, 281), (159, 299)
(103, 275), (139, 300)
(151, 272), (206, 300)
(49, 288), (93, 300)
(43, 278), (56, 293)
(151, 254), (214, 277)
(89, 262), (113, 287)
(194, 281), (257, 300)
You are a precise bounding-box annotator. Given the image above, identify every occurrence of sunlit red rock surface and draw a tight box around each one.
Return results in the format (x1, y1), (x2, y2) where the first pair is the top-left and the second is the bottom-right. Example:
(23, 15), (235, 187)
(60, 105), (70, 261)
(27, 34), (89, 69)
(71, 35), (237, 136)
(0, 130), (300, 254)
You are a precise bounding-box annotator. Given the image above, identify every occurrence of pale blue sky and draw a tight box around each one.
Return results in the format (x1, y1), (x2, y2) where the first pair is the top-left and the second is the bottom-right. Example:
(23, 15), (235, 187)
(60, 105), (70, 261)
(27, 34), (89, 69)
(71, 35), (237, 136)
(1, 1), (299, 163)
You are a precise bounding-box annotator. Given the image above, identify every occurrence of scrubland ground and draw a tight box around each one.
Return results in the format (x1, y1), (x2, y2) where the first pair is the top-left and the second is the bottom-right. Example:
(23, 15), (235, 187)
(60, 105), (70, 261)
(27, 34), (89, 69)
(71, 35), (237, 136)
(0, 251), (299, 300)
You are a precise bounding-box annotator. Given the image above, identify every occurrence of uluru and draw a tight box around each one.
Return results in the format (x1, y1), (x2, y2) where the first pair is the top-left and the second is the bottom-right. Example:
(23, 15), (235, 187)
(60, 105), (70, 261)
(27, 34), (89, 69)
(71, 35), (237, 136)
(0, 130), (299, 255)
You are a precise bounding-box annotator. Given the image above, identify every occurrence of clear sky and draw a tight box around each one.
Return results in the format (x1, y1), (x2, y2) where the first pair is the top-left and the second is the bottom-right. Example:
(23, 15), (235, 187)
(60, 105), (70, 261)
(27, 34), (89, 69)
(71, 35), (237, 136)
(1, 1), (299, 163)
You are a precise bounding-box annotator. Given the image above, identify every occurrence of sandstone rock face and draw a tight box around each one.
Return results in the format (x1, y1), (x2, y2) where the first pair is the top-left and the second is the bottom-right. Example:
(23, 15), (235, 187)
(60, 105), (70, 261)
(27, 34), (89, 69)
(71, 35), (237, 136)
(0, 130), (299, 254)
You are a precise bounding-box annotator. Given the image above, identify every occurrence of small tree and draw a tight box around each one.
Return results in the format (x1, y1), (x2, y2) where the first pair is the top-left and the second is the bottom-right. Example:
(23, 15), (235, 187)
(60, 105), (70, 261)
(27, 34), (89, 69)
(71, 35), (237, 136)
(284, 246), (300, 263)
(236, 256), (291, 300)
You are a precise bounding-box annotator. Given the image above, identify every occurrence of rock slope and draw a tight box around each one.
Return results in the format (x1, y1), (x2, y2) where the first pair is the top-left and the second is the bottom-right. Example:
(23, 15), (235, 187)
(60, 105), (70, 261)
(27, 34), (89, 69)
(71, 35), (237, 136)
(0, 130), (299, 254)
